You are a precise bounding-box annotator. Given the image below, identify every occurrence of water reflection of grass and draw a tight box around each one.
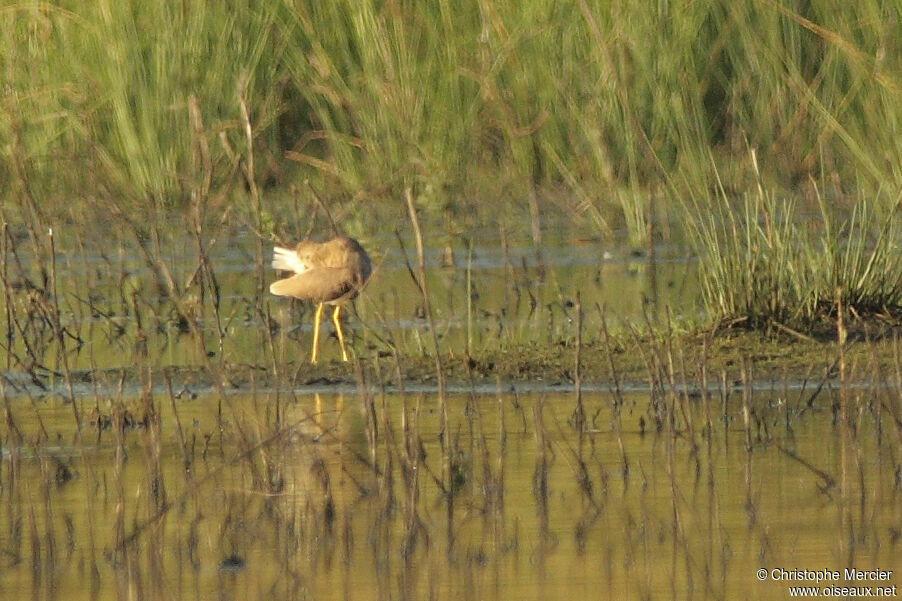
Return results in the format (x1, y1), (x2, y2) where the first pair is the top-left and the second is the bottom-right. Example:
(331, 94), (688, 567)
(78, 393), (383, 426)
(3, 366), (901, 599)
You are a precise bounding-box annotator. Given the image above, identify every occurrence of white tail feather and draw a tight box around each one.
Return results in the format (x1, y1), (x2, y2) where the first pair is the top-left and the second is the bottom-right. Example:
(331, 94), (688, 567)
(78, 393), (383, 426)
(272, 246), (309, 273)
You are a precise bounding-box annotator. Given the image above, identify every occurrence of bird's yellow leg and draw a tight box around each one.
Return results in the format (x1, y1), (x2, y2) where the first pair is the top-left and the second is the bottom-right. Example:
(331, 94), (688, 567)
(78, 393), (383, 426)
(332, 305), (349, 362)
(310, 302), (325, 364)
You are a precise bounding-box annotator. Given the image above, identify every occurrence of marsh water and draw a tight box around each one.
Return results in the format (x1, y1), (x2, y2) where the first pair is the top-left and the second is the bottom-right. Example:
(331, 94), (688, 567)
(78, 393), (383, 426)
(1, 220), (698, 381)
(2, 220), (901, 600)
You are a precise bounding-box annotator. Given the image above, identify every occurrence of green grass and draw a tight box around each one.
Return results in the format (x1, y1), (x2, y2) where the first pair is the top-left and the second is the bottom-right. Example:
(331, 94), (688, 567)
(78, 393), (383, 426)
(686, 157), (902, 330)
(3, 1), (901, 207)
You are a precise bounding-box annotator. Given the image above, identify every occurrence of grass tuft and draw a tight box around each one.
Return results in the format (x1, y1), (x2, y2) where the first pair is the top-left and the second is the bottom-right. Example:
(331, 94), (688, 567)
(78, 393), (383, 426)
(687, 156), (901, 332)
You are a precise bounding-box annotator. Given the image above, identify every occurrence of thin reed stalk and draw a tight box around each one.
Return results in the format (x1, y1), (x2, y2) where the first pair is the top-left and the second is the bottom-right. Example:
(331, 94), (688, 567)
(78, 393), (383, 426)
(47, 229), (79, 426)
(569, 293), (585, 431)
(403, 188), (447, 441)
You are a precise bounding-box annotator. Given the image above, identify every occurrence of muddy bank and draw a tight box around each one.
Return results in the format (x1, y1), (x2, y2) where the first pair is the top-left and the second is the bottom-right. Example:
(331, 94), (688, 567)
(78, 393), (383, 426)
(329, 327), (900, 389)
(13, 327), (898, 402)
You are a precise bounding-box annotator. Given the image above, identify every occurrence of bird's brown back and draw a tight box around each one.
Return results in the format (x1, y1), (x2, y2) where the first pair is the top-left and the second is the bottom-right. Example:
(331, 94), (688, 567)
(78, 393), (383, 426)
(305, 237), (371, 287)
(270, 236), (372, 303)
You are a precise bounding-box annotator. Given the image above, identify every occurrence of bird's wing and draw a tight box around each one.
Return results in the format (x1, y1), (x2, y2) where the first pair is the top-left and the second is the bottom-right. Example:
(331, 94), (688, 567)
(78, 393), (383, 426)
(269, 267), (357, 303)
(272, 246), (310, 274)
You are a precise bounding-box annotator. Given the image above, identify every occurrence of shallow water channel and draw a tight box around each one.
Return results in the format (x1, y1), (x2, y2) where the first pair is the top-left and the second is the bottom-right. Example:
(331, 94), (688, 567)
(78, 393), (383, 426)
(1, 223), (901, 599)
(0, 221), (697, 382)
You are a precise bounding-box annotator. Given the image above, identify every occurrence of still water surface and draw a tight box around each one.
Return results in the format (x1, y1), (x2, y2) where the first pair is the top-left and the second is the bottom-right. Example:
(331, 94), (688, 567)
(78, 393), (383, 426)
(2, 386), (900, 600)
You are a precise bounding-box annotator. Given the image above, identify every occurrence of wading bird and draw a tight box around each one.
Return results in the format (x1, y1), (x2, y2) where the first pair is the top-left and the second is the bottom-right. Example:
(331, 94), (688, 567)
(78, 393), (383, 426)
(269, 236), (372, 364)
